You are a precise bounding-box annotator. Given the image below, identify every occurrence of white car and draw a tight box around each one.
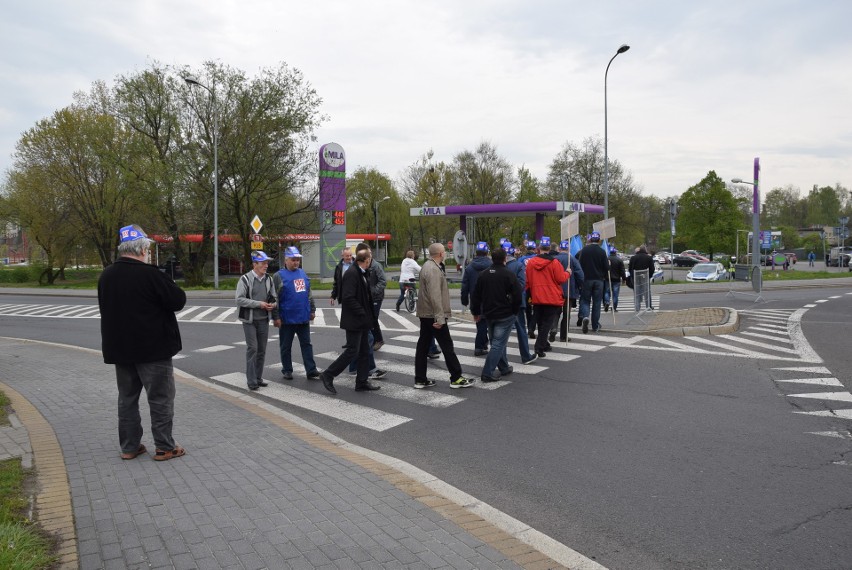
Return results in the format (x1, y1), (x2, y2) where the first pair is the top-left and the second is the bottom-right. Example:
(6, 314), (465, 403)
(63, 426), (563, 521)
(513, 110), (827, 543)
(686, 262), (728, 282)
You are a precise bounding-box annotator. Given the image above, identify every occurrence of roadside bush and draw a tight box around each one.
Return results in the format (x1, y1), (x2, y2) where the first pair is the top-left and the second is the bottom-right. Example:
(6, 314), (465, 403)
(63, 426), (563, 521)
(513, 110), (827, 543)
(0, 267), (31, 284)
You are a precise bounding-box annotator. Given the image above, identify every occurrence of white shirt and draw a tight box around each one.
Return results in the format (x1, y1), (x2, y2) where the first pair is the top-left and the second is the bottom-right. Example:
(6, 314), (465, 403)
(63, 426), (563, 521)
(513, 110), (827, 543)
(400, 257), (421, 281)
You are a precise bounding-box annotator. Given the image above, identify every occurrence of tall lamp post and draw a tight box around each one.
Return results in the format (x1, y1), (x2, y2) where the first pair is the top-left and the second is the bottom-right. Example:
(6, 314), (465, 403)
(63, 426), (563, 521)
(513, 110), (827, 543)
(604, 44), (630, 220)
(732, 157), (761, 282)
(184, 75), (219, 289)
(374, 196), (390, 261)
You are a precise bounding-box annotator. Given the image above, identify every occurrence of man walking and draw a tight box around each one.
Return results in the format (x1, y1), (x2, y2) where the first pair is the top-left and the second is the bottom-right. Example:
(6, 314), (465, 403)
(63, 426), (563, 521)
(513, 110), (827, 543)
(461, 241), (492, 356)
(577, 232), (609, 333)
(552, 240), (583, 342)
(604, 247), (626, 312)
(236, 250), (277, 390)
(357, 242), (387, 350)
(504, 242), (537, 364)
(471, 248), (522, 382)
(319, 248), (381, 394)
(329, 247), (353, 305)
(525, 237), (570, 357)
(98, 224), (187, 461)
(628, 245), (655, 311)
(413, 243), (473, 389)
(272, 246), (321, 381)
(518, 240), (538, 338)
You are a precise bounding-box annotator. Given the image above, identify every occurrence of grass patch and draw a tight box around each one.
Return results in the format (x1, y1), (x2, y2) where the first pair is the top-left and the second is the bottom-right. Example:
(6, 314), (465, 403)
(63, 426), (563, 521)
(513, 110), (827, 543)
(0, 391), (9, 426)
(0, 457), (57, 570)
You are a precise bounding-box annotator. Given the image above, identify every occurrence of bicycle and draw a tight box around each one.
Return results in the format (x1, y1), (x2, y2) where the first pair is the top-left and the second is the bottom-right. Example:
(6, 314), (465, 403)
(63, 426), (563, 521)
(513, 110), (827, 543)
(402, 279), (418, 313)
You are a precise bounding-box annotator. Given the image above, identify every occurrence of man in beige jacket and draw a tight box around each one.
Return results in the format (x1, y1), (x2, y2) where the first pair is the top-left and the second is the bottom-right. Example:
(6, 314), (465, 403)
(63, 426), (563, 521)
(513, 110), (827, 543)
(413, 243), (473, 389)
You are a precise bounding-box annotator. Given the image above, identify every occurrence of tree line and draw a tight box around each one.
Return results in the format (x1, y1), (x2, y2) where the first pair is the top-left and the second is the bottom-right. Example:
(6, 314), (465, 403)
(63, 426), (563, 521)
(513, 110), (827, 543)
(2, 61), (847, 284)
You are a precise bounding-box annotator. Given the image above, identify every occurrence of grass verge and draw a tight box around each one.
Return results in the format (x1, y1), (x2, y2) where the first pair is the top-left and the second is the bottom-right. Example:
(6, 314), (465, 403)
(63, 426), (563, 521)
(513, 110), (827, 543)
(0, 457), (57, 570)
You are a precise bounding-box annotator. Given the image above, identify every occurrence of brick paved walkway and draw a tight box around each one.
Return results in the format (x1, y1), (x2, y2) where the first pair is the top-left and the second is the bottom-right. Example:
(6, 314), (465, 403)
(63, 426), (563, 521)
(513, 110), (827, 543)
(0, 338), (589, 570)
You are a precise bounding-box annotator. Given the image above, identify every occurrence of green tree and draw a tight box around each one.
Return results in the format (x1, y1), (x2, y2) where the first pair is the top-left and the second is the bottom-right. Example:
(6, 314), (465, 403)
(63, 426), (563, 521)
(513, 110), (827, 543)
(450, 142), (515, 248)
(12, 103), (143, 267)
(763, 186), (805, 229)
(2, 169), (80, 283)
(678, 171), (745, 258)
(805, 185), (842, 226)
(343, 167), (402, 256)
(181, 61), (324, 271)
(545, 136), (643, 243)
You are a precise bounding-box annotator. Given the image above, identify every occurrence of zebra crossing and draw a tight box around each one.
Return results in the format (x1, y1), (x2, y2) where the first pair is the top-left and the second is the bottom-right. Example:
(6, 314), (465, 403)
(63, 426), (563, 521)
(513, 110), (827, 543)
(5, 298), (851, 438)
(609, 308), (809, 362)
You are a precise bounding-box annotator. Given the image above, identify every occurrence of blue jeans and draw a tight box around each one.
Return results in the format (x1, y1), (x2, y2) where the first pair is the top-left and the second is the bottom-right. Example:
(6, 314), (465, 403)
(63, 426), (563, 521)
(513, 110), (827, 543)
(579, 279), (605, 330)
(603, 281), (621, 309)
(482, 315), (516, 378)
(513, 309), (533, 362)
(279, 323), (317, 374)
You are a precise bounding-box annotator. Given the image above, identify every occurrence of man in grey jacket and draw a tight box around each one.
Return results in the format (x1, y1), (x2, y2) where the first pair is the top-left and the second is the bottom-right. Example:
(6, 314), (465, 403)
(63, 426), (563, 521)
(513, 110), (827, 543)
(413, 243), (473, 389)
(236, 250), (277, 390)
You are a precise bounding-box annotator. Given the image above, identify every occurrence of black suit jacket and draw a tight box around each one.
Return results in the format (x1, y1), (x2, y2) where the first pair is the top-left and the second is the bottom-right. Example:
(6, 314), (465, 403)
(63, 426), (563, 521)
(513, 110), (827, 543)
(339, 264), (374, 331)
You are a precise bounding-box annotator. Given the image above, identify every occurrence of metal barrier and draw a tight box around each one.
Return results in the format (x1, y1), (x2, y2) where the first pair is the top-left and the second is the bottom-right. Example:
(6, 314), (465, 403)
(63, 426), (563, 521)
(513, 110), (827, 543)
(727, 264), (765, 303)
(627, 269), (652, 324)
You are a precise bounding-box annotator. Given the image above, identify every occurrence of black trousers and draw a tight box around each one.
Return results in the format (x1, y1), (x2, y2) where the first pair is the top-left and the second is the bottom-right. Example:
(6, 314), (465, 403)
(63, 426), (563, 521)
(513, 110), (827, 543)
(415, 318), (463, 382)
(533, 305), (561, 352)
(324, 329), (371, 385)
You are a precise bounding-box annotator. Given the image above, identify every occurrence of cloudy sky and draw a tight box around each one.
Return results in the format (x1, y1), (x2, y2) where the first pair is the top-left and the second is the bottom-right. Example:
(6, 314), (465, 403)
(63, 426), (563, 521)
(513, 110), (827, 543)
(2, 1), (850, 201)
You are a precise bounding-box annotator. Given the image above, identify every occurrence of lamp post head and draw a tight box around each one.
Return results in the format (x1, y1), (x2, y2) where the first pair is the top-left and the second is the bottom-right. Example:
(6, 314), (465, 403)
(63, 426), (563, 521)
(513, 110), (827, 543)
(381, 196), (391, 202)
(183, 75), (201, 87)
(617, 44), (630, 54)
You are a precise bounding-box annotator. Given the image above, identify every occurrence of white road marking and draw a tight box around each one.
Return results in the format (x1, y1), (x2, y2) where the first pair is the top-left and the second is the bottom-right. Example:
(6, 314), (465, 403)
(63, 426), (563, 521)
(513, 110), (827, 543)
(774, 377), (844, 386)
(446, 329), (606, 353)
(808, 431), (852, 440)
(748, 327), (789, 336)
(384, 336), (577, 365)
(787, 307), (822, 363)
(795, 409), (852, 420)
(212, 372), (411, 431)
(312, 308), (327, 327)
(196, 345), (235, 353)
(773, 366), (832, 374)
(716, 334), (793, 353)
(382, 309), (421, 331)
(176, 306), (202, 319)
(189, 306), (221, 321)
(787, 392), (852, 403)
(739, 331), (793, 344)
(803, 304), (817, 308)
(815, 299), (829, 303)
(212, 307), (237, 322)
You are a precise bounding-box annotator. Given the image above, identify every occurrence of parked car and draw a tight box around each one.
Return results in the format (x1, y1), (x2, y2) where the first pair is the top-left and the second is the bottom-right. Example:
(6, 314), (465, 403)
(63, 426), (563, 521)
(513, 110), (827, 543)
(686, 262), (728, 282)
(673, 253), (710, 267)
(654, 252), (672, 264)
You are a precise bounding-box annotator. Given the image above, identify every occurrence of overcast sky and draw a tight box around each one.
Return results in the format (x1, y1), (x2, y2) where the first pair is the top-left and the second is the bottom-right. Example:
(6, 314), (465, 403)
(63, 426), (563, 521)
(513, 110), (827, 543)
(2, 0), (850, 201)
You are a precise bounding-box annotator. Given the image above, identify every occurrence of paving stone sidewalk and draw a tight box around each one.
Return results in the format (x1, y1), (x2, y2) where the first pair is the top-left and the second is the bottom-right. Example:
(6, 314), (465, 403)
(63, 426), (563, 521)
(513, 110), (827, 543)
(0, 339), (582, 570)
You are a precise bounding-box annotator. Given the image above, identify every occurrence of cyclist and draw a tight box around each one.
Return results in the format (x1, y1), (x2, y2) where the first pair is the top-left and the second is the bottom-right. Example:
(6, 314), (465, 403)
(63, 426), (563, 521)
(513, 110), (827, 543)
(395, 250), (421, 311)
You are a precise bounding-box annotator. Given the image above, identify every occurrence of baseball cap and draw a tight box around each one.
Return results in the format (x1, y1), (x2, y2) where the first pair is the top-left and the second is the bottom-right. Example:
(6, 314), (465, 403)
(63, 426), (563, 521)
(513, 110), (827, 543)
(251, 250), (272, 262)
(501, 241), (513, 251)
(284, 246), (302, 258)
(559, 240), (570, 250)
(589, 232), (601, 242)
(540, 236), (552, 247)
(526, 240), (536, 249)
(609, 246), (617, 254)
(475, 241), (489, 252)
(118, 225), (150, 244)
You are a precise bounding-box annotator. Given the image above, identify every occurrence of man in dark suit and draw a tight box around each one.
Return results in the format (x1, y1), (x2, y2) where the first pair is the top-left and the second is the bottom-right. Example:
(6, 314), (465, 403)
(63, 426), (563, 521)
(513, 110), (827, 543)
(319, 248), (381, 394)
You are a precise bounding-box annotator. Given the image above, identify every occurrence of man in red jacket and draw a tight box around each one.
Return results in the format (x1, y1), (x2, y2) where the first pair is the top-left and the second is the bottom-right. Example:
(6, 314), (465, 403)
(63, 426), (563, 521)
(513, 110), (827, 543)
(525, 236), (570, 358)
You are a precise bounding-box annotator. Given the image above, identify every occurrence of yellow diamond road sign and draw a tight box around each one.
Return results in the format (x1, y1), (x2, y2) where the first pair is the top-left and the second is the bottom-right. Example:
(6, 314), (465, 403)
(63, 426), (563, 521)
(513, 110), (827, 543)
(250, 215), (263, 234)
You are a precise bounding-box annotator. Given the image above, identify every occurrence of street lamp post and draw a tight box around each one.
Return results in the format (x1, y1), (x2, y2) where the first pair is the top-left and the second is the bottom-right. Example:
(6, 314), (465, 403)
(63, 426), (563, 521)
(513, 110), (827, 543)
(604, 44), (630, 220)
(374, 196), (390, 261)
(184, 74), (219, 289)
(732, 157), (761, 282)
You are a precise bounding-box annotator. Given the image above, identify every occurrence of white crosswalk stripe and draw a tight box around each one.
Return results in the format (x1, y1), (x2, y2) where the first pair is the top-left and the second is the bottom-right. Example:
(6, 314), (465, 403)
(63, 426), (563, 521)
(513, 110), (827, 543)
(211, 372), (411, 431)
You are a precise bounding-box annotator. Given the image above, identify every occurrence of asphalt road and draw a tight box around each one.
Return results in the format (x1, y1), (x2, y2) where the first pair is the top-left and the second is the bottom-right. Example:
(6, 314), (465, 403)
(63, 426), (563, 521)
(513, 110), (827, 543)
(1, 284), (851, 569)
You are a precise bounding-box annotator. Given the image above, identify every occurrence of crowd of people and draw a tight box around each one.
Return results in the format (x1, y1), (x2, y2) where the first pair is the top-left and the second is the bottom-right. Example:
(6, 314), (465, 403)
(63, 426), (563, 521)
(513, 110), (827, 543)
(101, 224), (656, 459)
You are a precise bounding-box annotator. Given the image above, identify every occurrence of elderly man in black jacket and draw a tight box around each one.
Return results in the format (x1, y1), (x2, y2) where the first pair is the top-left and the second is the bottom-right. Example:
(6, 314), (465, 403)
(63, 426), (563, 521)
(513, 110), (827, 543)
(319, 248), (381, 394)
(628, 245), (655, 311)
(471, 248), (522, 382)
(98, 224), (187, 462)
